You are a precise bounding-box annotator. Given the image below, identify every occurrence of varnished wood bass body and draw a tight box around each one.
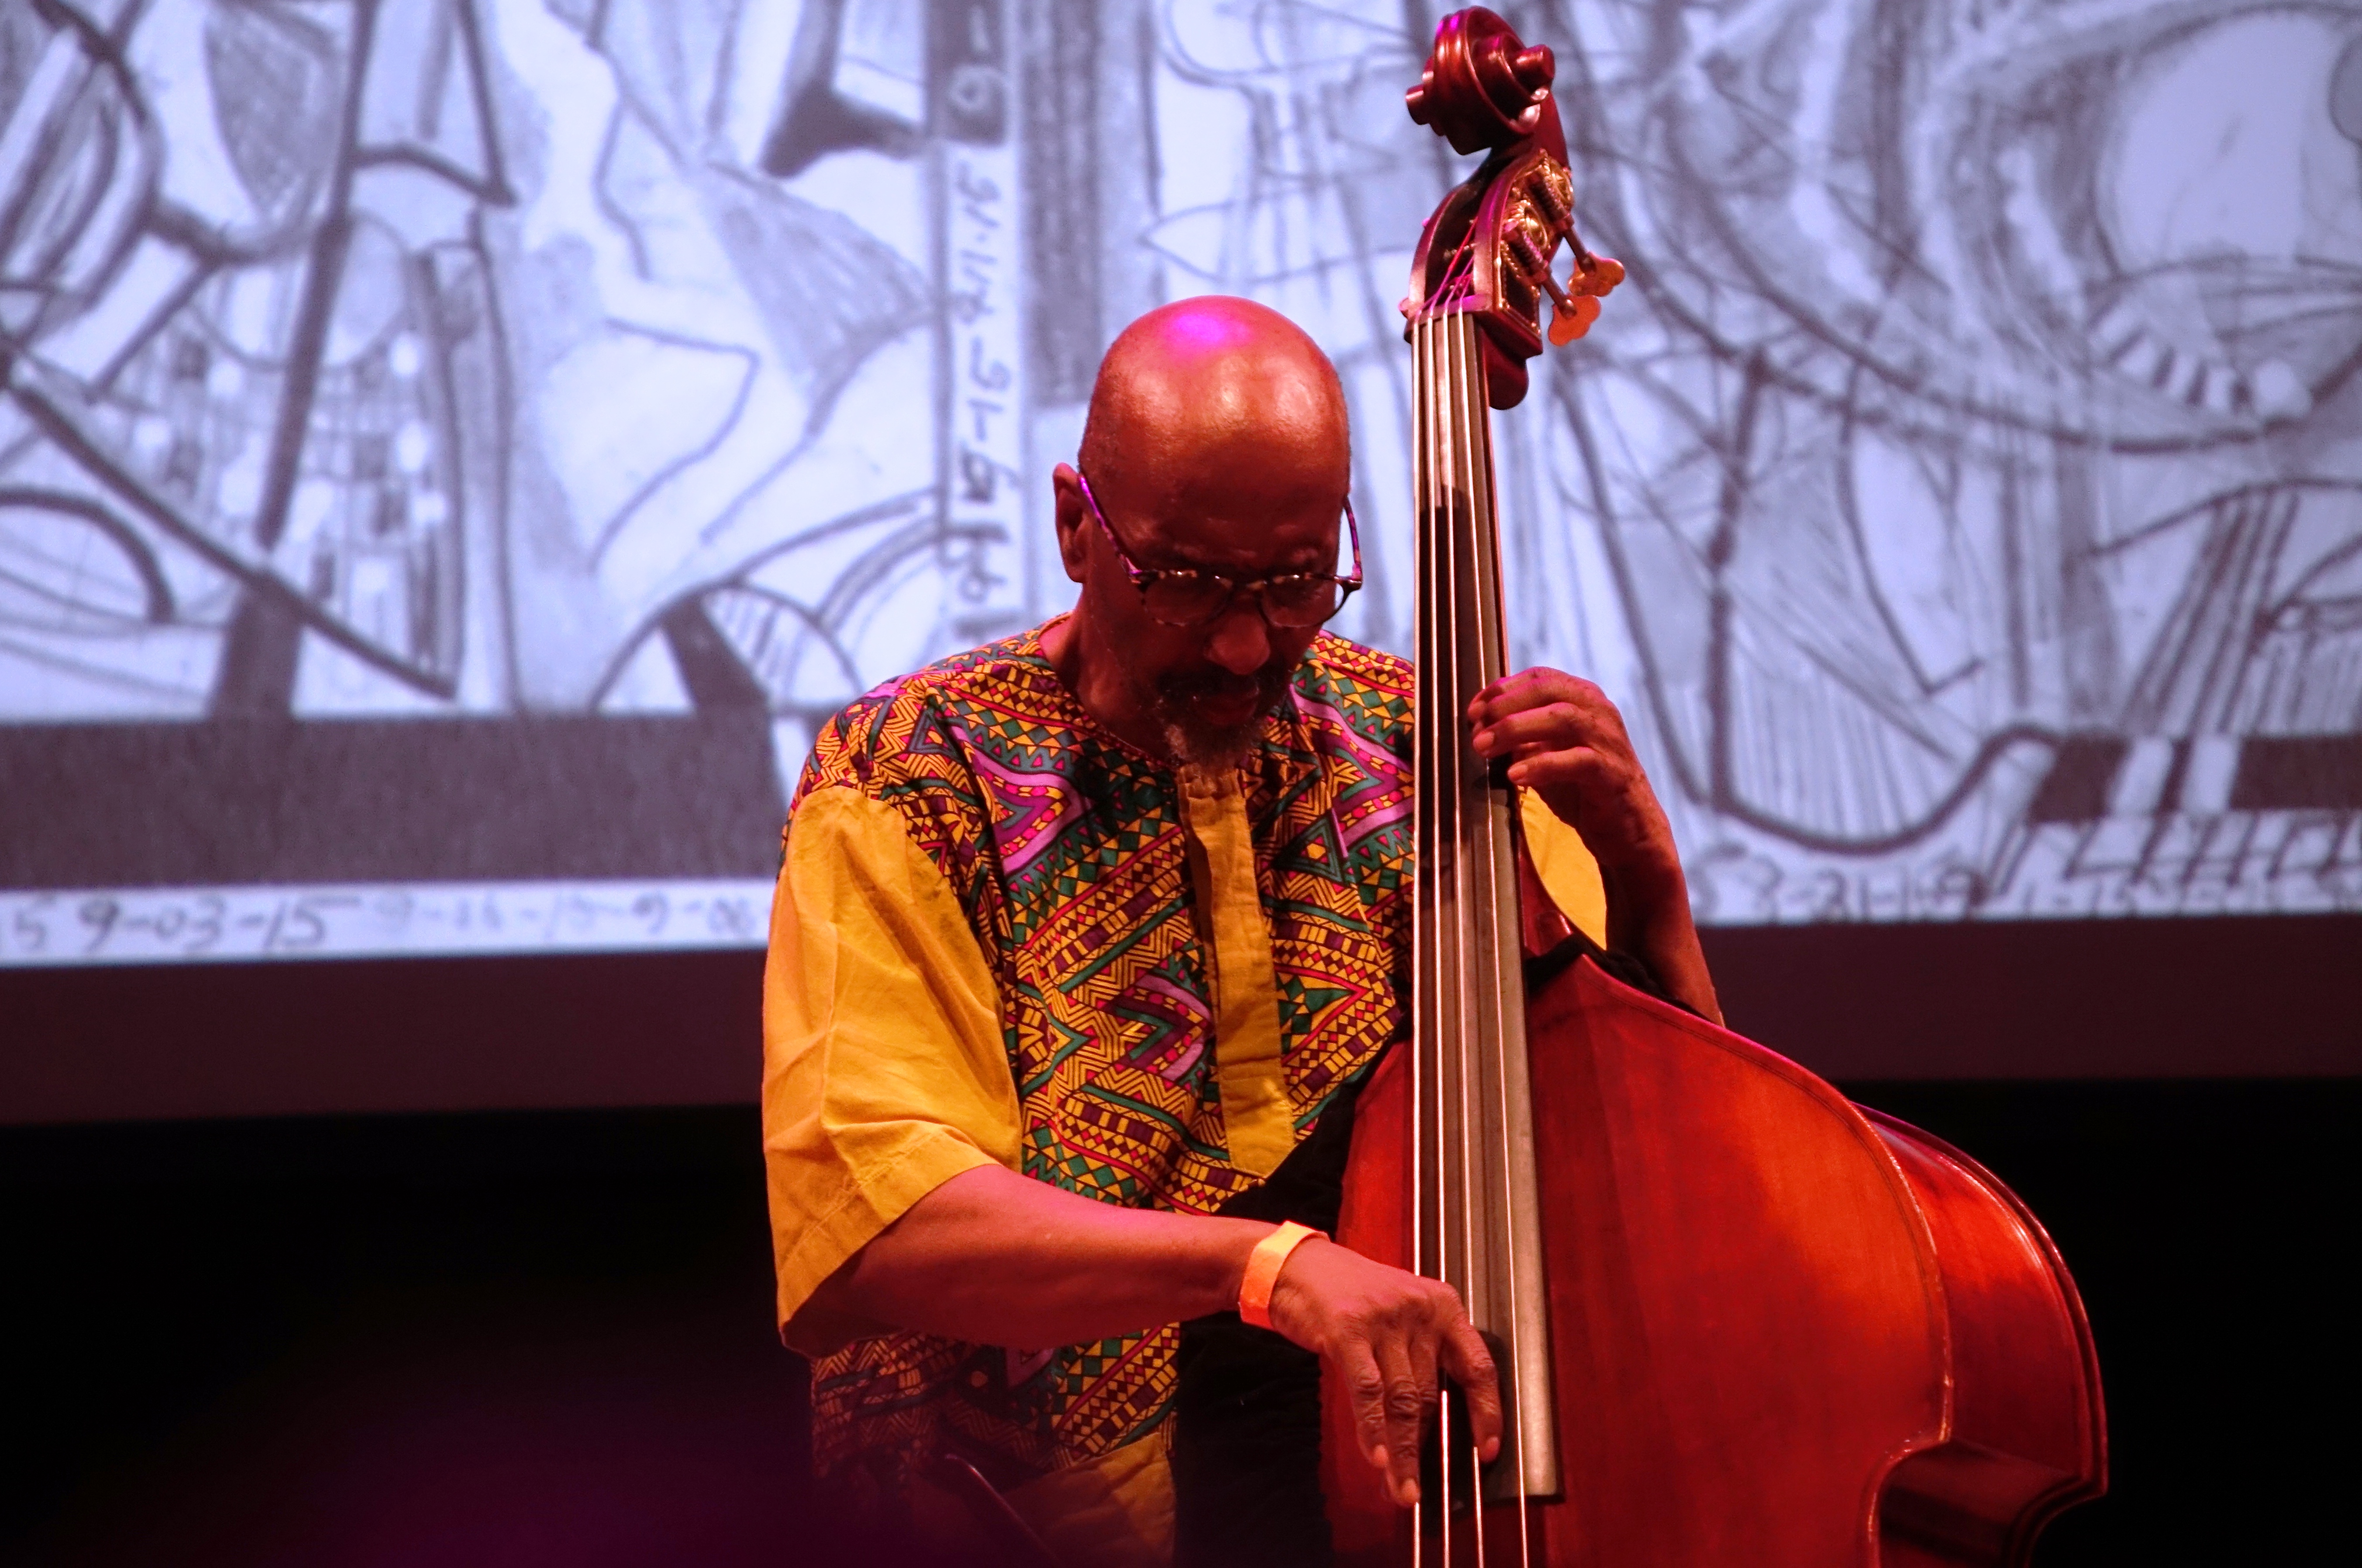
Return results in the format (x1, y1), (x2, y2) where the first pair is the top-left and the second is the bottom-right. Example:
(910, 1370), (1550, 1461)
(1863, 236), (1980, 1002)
(1324, 949), (2106, 1565)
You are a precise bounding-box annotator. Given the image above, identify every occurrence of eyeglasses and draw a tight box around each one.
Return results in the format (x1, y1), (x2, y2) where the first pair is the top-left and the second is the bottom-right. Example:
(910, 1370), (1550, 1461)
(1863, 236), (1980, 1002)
(1075, 470), (1363, 629)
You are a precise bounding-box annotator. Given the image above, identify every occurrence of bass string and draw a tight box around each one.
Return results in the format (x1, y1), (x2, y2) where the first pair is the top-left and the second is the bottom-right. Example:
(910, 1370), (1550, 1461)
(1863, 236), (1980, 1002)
(1440, 310), (1464, 1562)
(1409, 315), (1426, 1299)
(1460, 306), (1532, 1561)
(1419, 308), (1461, 1562)
(1410, 313), (1435, 1567)
(1445, 308), (1479, 1558)
(1445, 307), (1485, 1566)
(1425, 322), (1449, 1287)
(1461, 307), (1536, 1566)
(1436, 310), (1458, 1560)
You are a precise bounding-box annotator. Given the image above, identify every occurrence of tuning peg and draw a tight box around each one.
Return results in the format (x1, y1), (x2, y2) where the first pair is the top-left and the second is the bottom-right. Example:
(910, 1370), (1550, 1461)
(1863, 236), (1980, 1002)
(1549, 252), (1625, 344)
(1548, 295), (1602, 347)
(1506, 231), (1586, 345)
(1507, 229), (1618, 347)
(1571, 252), (1626, 296)
(1524, 248), (1592, 345)
(1512, 45), (1555, 93)
(1406, 69), (1435, 125)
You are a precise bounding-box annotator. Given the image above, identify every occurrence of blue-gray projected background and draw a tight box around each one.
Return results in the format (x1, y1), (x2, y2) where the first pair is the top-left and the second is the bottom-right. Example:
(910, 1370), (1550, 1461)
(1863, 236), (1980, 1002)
(2, 0), (2358, 963)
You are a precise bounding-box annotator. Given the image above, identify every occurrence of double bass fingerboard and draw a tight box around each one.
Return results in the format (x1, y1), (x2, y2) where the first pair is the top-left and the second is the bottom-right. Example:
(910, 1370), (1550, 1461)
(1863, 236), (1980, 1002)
(1410, 308), (1562, 1509)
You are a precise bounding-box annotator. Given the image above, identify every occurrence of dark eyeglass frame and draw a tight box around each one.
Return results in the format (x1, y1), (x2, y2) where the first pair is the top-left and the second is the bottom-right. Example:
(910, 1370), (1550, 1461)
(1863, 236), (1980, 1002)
(1075, 470), (1364, 629)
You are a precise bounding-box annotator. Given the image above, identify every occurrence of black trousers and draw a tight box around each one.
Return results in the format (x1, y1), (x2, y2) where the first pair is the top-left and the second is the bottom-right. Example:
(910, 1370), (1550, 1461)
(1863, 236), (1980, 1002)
(1169, 1063), (1365, 1568)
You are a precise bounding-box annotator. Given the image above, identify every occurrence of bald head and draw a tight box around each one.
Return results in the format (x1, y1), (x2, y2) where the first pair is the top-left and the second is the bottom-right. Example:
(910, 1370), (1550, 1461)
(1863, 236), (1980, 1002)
(1078, 297), (1349, 504)
(1047, 299), (1354, 765)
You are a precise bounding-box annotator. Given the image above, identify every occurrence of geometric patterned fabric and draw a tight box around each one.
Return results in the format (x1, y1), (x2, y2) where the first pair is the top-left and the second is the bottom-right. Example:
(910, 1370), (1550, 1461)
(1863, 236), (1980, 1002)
(789, 624), (1415, 1506)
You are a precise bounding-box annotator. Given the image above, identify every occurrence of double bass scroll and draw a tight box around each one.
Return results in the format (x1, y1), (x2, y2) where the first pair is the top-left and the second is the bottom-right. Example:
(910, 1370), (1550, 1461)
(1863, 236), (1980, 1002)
(1319, 11), (2106, 1565)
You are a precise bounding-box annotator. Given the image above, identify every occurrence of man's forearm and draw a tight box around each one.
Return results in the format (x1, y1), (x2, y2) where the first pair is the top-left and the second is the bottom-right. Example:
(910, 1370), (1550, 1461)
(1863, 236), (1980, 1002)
(795, 1162), (1274, 1350)
(1604, 863), (1723, 1026)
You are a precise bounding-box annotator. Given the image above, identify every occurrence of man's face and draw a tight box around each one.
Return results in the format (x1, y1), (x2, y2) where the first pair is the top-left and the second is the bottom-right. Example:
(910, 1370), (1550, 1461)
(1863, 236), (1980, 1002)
(1060, 452), (1346, 766)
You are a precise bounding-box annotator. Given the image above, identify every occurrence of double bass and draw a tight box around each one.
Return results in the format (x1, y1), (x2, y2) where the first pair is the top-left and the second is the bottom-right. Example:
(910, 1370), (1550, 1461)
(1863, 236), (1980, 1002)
(1319, 12), (2107, 1565)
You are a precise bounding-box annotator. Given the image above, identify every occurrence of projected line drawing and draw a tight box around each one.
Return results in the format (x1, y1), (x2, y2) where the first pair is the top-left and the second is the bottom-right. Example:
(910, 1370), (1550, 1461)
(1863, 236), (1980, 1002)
(3, 0), (2359, 943)
(0, 0), (1027, 912)
(1518, 0), (2362, 919)
(0, 0), (504, 713)
(0, 0), (1020, 732)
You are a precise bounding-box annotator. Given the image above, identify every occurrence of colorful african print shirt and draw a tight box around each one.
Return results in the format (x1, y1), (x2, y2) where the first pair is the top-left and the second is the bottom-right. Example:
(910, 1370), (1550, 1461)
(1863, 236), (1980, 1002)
(765, 622), (1417, 1507)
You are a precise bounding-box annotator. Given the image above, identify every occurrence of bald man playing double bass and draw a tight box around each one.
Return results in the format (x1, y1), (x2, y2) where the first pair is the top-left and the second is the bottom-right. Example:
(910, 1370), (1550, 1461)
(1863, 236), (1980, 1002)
(762, 297), (1718, 1567)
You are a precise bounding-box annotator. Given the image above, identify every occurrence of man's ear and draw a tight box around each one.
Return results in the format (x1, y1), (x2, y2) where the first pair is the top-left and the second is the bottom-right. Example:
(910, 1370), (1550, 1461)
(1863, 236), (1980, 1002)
(1049, 463), (1091, 586)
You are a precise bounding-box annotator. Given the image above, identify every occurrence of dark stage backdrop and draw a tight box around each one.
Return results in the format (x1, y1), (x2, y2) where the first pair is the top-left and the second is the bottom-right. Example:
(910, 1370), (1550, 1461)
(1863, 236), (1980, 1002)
(6, 1087), (2352, 1565)
(4, 2), (2361, 1108)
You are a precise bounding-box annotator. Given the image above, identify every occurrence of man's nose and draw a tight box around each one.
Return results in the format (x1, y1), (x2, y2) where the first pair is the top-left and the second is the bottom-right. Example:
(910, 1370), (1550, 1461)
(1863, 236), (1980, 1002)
(1203, 600), (1272, 674)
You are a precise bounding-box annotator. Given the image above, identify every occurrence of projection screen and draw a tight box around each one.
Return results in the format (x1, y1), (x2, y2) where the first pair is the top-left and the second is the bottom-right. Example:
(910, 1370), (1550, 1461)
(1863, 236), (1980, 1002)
(3, 0), (2357, 966)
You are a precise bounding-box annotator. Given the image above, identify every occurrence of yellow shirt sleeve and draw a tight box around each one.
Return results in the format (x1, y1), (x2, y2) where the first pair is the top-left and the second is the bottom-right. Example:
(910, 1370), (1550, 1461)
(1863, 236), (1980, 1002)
(761, 784), (1022, 1337)
(1519, 788), (1608, 947)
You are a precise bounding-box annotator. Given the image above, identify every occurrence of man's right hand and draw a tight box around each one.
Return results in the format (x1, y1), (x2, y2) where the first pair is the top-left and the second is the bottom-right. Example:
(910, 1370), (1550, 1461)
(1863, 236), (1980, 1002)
(796, 1163), (1504, 1510)
(1261, 1237), (1503, 1507)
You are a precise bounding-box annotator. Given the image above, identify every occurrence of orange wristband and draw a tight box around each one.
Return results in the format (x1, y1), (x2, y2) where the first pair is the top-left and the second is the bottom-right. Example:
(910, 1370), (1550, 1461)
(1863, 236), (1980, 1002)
(1237, 1220), (1323, 1329)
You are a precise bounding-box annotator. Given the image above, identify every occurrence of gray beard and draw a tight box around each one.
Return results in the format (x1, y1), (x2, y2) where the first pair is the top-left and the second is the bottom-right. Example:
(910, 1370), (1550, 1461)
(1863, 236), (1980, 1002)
(1145, 664), (1294, 770)
(1161, 717), (1257, 771)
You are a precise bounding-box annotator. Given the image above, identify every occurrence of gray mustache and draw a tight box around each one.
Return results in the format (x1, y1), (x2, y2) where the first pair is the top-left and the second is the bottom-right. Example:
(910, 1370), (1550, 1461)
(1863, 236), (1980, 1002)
(1156, 665), (1291, 705)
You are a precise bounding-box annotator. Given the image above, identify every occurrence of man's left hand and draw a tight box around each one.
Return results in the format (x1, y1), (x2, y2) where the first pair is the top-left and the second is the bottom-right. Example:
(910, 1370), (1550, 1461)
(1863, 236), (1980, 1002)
(1468, 669), (1680, 891)
(1467, 667), (1722, 1024)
